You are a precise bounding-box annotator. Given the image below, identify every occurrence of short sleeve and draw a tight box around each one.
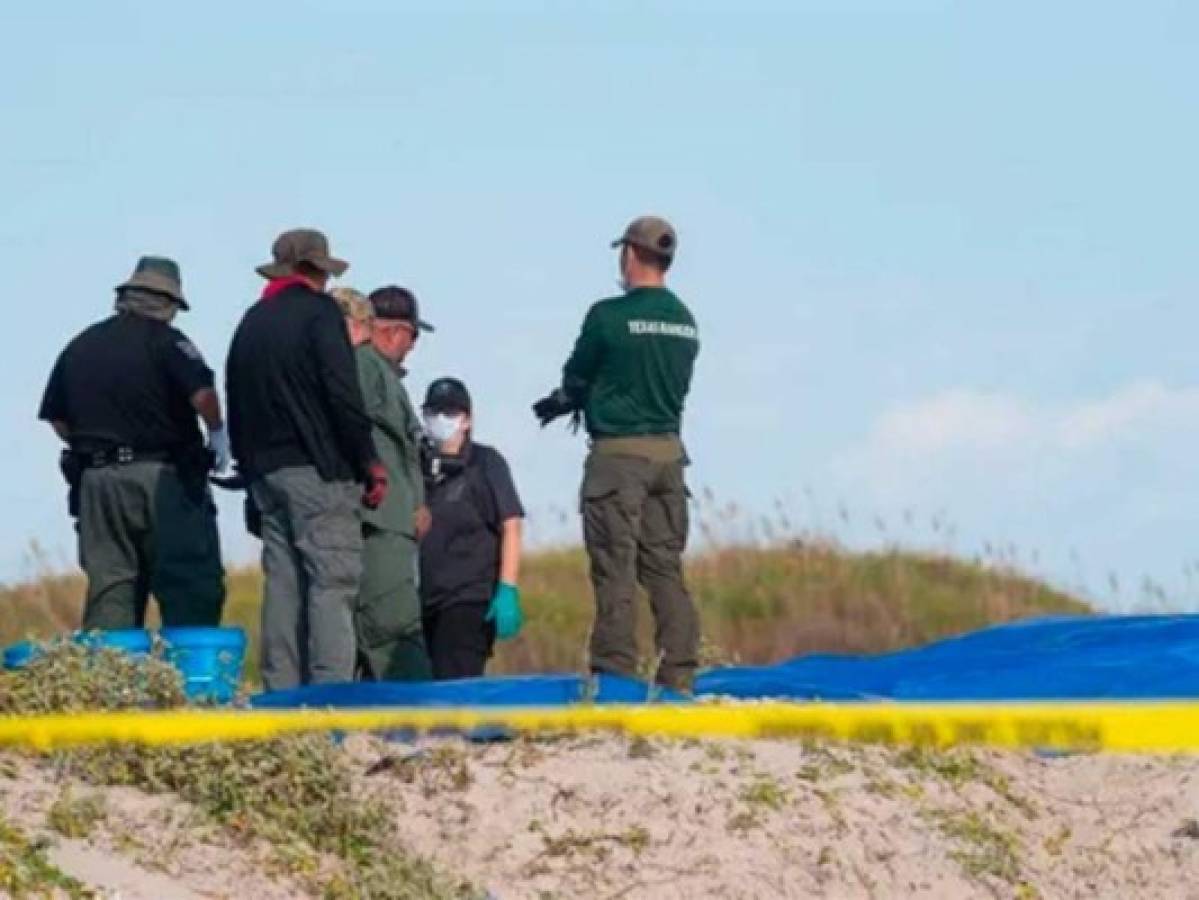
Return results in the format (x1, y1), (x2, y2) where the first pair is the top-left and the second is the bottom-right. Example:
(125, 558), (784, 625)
(158, 328), (215, 397)
(483, 450), (524, 525)
(38, 352), (68, 422)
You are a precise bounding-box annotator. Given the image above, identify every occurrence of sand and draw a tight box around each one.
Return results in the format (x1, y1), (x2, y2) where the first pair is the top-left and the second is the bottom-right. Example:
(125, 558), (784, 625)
(5, 735), (1199, 898)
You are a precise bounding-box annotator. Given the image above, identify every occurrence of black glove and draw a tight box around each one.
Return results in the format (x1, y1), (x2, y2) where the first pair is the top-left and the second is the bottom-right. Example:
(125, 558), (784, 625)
(533, 389), (576, 427)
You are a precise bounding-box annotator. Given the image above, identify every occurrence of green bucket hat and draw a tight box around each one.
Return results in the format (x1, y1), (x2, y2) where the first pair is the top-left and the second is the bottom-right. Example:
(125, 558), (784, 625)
(115, 256), (188, 310)
(256, 228), (348, 279)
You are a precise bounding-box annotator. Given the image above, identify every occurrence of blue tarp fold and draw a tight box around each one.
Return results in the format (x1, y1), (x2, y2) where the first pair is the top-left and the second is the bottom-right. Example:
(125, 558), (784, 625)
(251, 615), (1199, 708)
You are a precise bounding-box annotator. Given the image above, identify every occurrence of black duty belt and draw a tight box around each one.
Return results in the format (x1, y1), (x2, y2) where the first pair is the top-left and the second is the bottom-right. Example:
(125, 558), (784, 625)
(75, 447), (174, 469)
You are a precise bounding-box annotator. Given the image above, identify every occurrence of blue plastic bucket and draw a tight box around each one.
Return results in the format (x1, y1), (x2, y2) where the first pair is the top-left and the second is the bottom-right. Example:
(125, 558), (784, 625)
(3, 640), (37, 669)
(3, 629), (154, 670)
(160, 627), (246, 702)
(75, 629), (153, 656)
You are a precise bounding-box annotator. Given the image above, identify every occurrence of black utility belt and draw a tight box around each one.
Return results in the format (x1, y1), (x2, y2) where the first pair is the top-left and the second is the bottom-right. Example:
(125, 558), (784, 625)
(71, 447), (174, 470)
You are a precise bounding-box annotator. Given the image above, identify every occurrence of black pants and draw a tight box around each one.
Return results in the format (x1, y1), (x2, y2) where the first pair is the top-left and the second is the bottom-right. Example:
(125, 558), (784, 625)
(423, 602), (495, 680)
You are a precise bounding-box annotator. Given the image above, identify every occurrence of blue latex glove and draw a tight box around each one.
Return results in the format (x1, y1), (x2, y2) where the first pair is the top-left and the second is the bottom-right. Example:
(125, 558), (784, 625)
(486, 582), (524, 641)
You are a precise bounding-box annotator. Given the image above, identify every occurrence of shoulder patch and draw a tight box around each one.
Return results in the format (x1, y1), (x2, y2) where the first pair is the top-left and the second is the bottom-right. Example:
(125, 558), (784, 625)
(175, 339), (205, 363)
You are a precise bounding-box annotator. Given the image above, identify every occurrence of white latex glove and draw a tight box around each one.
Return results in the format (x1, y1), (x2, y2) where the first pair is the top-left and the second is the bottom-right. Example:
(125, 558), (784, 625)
(208, 426), (232, 474)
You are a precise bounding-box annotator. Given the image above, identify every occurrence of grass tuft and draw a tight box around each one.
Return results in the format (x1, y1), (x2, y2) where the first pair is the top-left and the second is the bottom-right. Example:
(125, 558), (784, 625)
(0, 815), (92, 898)
(2, 642), (476, 899)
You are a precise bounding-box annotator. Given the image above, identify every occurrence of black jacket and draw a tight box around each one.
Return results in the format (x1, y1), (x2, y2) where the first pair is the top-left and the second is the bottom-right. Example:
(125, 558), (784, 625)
(226, 283), (376, 483)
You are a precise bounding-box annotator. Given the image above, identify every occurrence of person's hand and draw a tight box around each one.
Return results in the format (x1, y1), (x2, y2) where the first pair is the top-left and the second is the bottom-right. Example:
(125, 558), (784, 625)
(532, 389), (573, 427)
(485, 582), (524, 641)
(414, 505), (432, 540)
(207, 426), (232, 474)
(363, 462), (389, 510)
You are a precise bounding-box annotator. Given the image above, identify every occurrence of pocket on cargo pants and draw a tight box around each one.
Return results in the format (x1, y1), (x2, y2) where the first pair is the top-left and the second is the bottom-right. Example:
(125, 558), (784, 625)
(581, 454), (647, 677)
(294, 478), (362, 684)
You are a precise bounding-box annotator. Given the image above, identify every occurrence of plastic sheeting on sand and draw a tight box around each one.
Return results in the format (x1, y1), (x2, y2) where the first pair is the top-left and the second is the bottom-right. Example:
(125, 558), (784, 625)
(251, 615), (1199, 708)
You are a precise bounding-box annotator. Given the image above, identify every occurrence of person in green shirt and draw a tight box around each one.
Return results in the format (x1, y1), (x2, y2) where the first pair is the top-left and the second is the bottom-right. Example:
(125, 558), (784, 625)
(533, 216), (701, 692)
(333, 285), (433, 681)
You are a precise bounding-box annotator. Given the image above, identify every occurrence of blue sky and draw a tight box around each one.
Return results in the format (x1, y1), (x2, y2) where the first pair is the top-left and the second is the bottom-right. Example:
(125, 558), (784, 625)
(2, 1), (1196, 607)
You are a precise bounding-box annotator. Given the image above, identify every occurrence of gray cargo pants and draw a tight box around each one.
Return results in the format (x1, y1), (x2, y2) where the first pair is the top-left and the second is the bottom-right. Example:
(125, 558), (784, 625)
(581, 450), (700, 692)
(250, 467), (362, 691)
(78, 461), (225, 630)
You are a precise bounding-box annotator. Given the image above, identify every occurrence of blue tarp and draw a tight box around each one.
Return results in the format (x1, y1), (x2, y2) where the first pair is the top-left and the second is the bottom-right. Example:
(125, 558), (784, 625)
(251, 615), (1199, 708)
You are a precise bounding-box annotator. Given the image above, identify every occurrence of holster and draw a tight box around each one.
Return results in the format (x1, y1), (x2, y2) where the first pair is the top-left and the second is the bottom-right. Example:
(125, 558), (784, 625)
(174, 445), (215, 506)
(59, 449), (83, 518)
(244, 493), (263, 539)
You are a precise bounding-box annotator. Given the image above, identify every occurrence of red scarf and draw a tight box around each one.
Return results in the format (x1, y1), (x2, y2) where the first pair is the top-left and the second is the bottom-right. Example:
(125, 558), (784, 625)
(260, 275), (312, 300)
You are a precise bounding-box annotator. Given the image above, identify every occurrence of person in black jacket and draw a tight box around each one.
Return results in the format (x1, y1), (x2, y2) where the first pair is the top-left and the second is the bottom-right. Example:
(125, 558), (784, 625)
(226, 228), (388, 690)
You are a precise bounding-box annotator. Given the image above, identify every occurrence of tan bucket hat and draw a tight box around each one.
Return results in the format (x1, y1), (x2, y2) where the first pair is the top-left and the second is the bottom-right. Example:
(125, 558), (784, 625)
(256, 228), (349, 279)
(115, 256), (188, 310)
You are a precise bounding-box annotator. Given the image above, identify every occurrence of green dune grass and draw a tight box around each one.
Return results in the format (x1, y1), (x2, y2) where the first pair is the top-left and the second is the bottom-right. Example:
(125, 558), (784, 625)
(1, 541), (1089, 687)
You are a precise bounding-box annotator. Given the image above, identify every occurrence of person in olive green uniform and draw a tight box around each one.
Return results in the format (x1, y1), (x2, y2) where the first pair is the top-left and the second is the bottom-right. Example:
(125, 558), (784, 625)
(335, 285), (434, 681)
(534, 216), (700, 692)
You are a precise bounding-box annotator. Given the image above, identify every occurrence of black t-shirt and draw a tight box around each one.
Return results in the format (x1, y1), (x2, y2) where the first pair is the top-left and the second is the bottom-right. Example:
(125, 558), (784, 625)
(420, 441), (524, 610)
(39, 313), (213, 454)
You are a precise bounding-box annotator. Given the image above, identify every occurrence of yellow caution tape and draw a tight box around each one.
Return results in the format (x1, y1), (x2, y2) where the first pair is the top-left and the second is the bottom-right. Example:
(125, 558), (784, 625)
(4, 701), (1199, 753)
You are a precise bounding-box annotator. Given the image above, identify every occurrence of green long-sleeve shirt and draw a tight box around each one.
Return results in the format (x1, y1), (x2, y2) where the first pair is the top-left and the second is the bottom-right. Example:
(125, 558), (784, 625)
(562, 286), (699, 438)
(355, 345), (424, 535)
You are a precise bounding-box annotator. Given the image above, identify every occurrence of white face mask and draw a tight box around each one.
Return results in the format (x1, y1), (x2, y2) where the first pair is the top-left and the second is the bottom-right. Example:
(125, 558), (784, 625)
(424, 413), (464, 444)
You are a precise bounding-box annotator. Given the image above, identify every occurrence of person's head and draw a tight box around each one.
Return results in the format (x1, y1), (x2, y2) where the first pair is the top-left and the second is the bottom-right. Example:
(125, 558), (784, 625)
(330, 287), (374, 346)
(422, 377), (472, 452)
(113, 256), (189, 323)
(368, 285), (434, 364)
(256, 228), (348, 290)
(611, 216), (676, 290)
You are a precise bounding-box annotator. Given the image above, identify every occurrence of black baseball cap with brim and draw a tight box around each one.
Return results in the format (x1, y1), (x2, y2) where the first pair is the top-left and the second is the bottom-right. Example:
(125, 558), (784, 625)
(423, 377), (471, 413)
(369, 285), (435, 332)
(256, 228), (348, 279)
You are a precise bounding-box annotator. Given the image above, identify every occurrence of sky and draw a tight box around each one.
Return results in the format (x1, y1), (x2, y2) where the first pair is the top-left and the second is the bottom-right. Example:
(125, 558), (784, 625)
(1, 1), (1196, 608)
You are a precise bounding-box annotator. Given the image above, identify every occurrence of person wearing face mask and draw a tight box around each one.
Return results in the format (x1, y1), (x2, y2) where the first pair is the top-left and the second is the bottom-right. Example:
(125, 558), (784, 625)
(532, 216), (701, 694)
(341, 285), (437, 682)
(420, 377), (525, 680)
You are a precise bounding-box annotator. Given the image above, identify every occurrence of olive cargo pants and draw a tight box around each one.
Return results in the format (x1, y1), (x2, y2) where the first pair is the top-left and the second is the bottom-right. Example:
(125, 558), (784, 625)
(355, 525), (431, 681)
(581, 451), (700, 692)
(251, 467), (362, 691)
(78, 461), (225, 630)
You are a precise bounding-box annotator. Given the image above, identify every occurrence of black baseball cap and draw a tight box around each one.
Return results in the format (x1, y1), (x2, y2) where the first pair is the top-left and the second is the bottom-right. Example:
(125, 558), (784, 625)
(423, 377), (471, 413)
(368, 285), (434, 332)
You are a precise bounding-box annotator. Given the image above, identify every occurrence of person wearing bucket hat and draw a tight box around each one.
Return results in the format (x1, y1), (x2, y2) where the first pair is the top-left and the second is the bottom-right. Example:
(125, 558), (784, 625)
(419, 377), (526, 679)
(38, 255), (227, 630)
(226, 228), (388, 690)
(333, 284), (432, 682)
(531, 215), (701, 693)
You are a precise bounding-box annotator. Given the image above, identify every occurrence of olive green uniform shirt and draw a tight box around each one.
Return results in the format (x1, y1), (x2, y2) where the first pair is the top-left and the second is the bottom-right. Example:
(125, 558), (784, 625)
(562, 286), (699, 439)
(355, 345), (424, 536)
